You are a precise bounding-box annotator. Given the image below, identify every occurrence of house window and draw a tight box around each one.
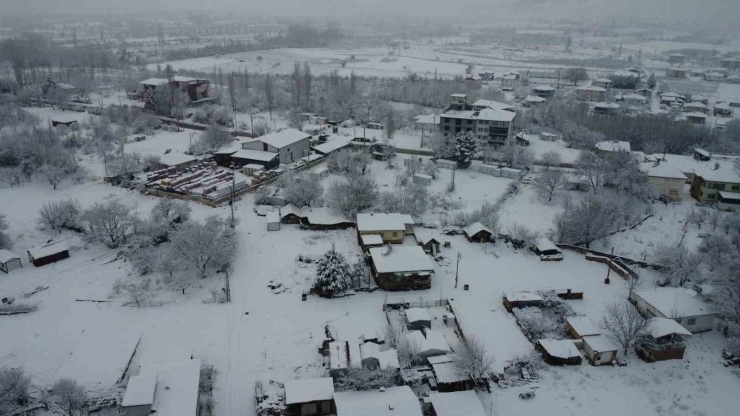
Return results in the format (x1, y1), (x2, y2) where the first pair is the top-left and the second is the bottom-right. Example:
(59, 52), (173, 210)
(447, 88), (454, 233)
(596, 354), (602, 361)
(391, 231), (398, 237)
(444, 126), (450, 131)
(467, 120), (473, 125)
(455, 127), (461, 133)
(708, 193), (716, 199)
(687, 318), (697, 325)
(732, 185), (740, 191)
(711, 183), (724, 190)
(455, 119), (462, 125)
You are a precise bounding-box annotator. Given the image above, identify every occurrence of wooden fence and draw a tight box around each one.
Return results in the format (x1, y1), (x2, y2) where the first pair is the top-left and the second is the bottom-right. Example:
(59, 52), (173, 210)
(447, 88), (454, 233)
(382, 298), (450, 311)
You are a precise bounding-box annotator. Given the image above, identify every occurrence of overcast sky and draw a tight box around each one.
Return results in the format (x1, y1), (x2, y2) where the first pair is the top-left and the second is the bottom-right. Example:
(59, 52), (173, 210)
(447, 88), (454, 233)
(1, 0), (739, 32)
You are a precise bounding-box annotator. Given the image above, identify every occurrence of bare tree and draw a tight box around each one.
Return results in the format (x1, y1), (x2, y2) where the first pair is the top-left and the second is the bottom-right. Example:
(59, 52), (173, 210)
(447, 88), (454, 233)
(52, 378), (87, 416)
(264, 74), (274, 119)
(451, 335), (494, 388)
(687, 208), (708, 230)
(0, 213), (9, 250)
(651, 243), (701, 286)
(125, 279), (151, 307)
(0, 367), (32, 412)
(575, 151), (607, 194)
(553, 196), (616, 248)
(169, 215), (235, 279)
(334, 367), (398, 392)
(325, 175), (379, 218)
(600, 301), (648, 354)
(540, 150), (562, 171)
(708, 209), (722, 232)
(82, 199), (135, 248)
(532, 169), (567, 202)
(196, 125), (232, 153)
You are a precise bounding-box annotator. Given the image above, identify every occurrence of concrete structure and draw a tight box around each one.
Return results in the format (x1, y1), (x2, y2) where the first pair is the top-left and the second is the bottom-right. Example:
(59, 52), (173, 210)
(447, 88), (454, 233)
(284, 378), (335, 416)
(27, 242), (69, 267)
(241, 129), (311, 165)
(438, 94), (516, 148)
(630, 288), (716, 333)
(581, 335), (619, 366)
(640, 162), (687, 201)
(0, 249), (22, 274)
(576, 86), (607, 102)
(357, 213), (415, 244)
(500, 73), (520, 90)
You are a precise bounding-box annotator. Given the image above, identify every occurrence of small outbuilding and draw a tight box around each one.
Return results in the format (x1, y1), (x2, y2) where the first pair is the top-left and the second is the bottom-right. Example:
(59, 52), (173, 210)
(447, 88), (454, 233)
(27, 241), (70, 267)
(565, 316), (601, 339)
(581, 335), (619, 366)
(333, 385), (422, 416)
(0, 249), (22, 274)
(407, 330), (450, 359)
(463, 222), (493, 243)
(503, 291), (544, 312)
(413, 173), (432, 186)
(405, 308), (432, 330)
(310, 166), (329, 181)
(432, 360), (473, 392)
(436, 159), (457, 170)
(359, 342), (399, 370)
(414, 228), (441, 255)
(636, 317), (692, 362)
(630, 288), (716, 333)
(266, 211), (280, 231)
(284, 378), (336, 416)
(360, 234), (384, 252)
(535, 339), (583, 366)
(121, 375), (158, 416)
(242, 163), (264, 176)
(533, 238), (563, 261)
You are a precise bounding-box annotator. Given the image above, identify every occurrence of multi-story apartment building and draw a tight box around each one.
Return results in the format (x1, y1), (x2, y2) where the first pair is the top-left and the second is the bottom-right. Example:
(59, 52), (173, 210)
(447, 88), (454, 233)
(438, 94), (516, 148)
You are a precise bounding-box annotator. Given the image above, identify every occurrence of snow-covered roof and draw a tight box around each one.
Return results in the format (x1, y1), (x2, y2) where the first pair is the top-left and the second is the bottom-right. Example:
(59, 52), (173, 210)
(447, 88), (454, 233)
(360, 343), (400, 369)
(463, 222), (491, 238)
(633, 288), (716, 318)
(715, 103), (733, 110)
(719, 191), (740, 201)
(432, 361), (468, 384)
(405, 308), (431, 324)
(685, 102), (707, 109)
(357, 213), (414, 232)
(413, 228), (440, 246)
(0, 249), (20, 263)
(407, 330), (450, 356)
(505, 291), (543, 302)
(537, 339), (581, 359)
(623, 93), (647, 101)
(525, 95), (547, 103)
(427, 391), (487, 416)
(243, 163), (264, 170)
(369, 246), (434, 274)
(266, 211), (279, 224)
(159, 152), (196, 167)
(279, 205), (352, 225)
(312, 138), (351, 154)
(231, 149), (279, 162)
(477, 108), (517, 122)
(684, 112), (708, 119)
(595, 78), (612, 83)
(140, 358), (201, 416)
(27, 241), (69, 259)
(122, 375), (157, 407)
(414, 114), (440, 125)
(471, 99), (515, 112)
(692, 164), (740, 183)
(333, 386), (422, 416)
(694, 148), (710, 157)
(254, 129), (310, 149)
(535, 238), (560, 253)
(284, 378), (335, 405)
(582, 335), (619, 352)
(139, 78), (168, 86)
(361, 234), (384, 246)
(594, 102), (620, 109)
(639, 162), (687, 180)
(578, 86), (606, 92)
(172, 75), (204, 83)
(533, 85), (556, 91)
(646, 317), (692, 339)
(566, 316), (601, 337)
(427, 355), (454, 365)
(595, 140), (631, 152)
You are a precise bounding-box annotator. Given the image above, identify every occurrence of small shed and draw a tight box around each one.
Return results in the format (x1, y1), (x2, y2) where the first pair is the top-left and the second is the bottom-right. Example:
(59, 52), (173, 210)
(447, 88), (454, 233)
(432, 361), (473, 392)
(284, 378), (335, 416)
(309, 166), (329, 181)
(0, 249), (22, 274)
(414, 228), (441, 254)
(413, 173), (432, 186)
(693, 148), (711, 161)
(581, 335), (619, 366)
(360, 234), (384, 252)
(242, 163), (264, 176)
(405, 308), (432, 330)
(535, 339), (582, 366)
(636, 318), (692, 362)
(359, 342), (399, 370)
(503, 291), (544, 312)
(266, 211), (280, 231)
(565, 316), (601, 339)
(463, 222), (492, 243)
(407, 330), (450, 359)
(534, 238), (563, 261)
(436, 159), (457, 170)
(121, 375), (158, 416)
(27, 242), (70, 267)
(340, 119), (356, 128)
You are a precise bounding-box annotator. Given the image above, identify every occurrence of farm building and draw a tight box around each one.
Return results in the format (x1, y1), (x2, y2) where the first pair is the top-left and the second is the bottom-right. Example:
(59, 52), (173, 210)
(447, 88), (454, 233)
(357, 213), (415, 244)
(310, 166), (329, 181)
(425, 391), (487, 416)
(407, 330), (450, 359)
(405, 308), (432, 330)
(436, 159), (457, 170)
(640, 162), (687, 202)
(630, 288), (716, 333)
(121, 375), (158, 416)
(0, 249), (22, 274)
(463, 222), (493, 243)
(241, 129), (311, 165)
(533, 238), (563, 261)
(359, 342), (399, 370)
(279, 205), (355, 231)
(230, 149), (280, 171)
(503, 291), (544, 312)
(414, 228), (441, 254)
(27, 241), (70, 267)
(413, 173), (432, 186)
(636, 318), (692, 362)
(431, 359), (473, 392)
(368, 245), (434, 290)
(535, 339), (582, 366)
(159, 153), (198, 171)
(333, 386), (422, 416)
(284, 378), (335, 416)
(581, 335), (619, 366)
(566, 316), (601, 339)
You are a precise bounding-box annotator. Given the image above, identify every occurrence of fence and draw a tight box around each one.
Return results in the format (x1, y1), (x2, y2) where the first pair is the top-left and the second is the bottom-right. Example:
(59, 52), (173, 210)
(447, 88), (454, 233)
(382, 298), (450, 311)
(556, 244), (659, 275)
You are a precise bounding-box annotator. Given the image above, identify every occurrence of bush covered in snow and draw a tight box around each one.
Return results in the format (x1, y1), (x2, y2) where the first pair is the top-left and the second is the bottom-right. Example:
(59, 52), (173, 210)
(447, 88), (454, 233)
(313, 244), (353, 296)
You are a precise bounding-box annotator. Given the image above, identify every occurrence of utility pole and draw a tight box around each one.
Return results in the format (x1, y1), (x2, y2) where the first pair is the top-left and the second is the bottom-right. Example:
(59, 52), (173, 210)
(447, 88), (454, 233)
(229, 174), (236, 228)
(455, 252), (462, 288)
(450, 165), (457, 192)
(605, 247), (614, 284)
(250, 114), (254, 136)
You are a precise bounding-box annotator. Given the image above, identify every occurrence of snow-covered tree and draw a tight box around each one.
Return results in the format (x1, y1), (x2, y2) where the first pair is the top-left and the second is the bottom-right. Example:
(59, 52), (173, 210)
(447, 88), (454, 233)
(0, 367), (32, 412)
(38, 199), (80, 232)
(82, 199), (135, 248)
(575, 151), (607, 194)
(150, 198), (191, 225)
(285, 174), (324, 208)
(196, 125), (232, 153)
(540, 150), (562, 171)
(500, 143), (535, 169)
(351, 254), (370, 287)
(532, 169), (567, 202)
(553, 196), (616, 248)
(451, 131), (479, 169)
(506, 223), (534, 249)
(105, 152), (142, 178)
(52, 378), (87, 416)
(429, 132), (454, 160)
(687, 208), (709, 230)
(422, 160), (440, 179)
(600, 300), (648, 354)
(313, 244), (352, 296)
(0, 213), (8, 250)
(652, 243), (700, 286)
(169, 215), (235, 279)
(563, 67), (588, 86)
(334, 366), (398, 392)
(378, 182), (429, 217)
(451, 336), (494, 388)
(325, 175), (378, 218)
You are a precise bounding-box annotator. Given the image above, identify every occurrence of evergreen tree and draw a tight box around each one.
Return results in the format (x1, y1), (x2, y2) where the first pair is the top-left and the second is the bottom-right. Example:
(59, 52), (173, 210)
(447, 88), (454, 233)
(314, 244), (352, 296)
(452, 131), (480, 169)
(647, 73), (656, 89)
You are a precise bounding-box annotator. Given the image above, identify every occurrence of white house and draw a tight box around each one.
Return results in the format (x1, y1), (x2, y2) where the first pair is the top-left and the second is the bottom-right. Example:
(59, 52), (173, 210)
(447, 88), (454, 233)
(241, 129), (311, 165)
(640, 162), (687, 201)
(630, 288), (716, 333)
